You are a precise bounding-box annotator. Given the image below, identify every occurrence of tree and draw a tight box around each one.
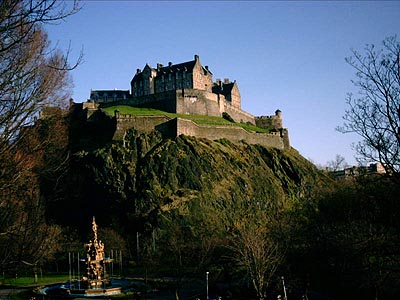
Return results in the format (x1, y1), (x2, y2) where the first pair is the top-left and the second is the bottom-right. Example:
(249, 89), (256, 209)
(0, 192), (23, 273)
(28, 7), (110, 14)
(338, 36), (400, 181)
(0, 0), (81, 273)
(0, 128), (64, 272)
(230, 209), (284, 300)
(209, 194), (286, 300)
(326, 154), (349, 172)
(0, 0), (81, 147)
(288, 178), (400, 300)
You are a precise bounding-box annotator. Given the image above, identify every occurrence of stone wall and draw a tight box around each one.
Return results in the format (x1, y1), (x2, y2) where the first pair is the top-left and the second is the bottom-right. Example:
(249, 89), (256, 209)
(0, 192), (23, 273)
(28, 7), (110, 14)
(255, 112), (283, 130)
(113, 113), (171, 140)
(176, 88), (221, 117)
(175, 118), (286, 149)
(223, 102), (255, 125)
(112, 114), (288, 149)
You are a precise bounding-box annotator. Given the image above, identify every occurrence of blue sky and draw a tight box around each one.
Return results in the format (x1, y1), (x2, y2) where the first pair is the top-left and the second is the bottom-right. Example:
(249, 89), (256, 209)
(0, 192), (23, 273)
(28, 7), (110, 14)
(46, 1), (400, 166)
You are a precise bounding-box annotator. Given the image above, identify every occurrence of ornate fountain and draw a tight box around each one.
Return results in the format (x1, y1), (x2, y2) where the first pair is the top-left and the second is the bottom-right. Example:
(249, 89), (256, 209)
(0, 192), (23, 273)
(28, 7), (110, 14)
(37, 217), (140, 297)
(83, 217), (111, 289)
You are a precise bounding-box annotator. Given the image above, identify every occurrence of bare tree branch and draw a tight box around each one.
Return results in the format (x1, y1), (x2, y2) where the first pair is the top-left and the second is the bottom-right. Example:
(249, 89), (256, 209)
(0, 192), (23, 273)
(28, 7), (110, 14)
(338, 36), (400, 182)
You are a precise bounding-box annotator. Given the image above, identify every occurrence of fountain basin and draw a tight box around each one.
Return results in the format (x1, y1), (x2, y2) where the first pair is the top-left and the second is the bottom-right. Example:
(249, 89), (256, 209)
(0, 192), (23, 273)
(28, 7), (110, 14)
(38, 279), (139, 297)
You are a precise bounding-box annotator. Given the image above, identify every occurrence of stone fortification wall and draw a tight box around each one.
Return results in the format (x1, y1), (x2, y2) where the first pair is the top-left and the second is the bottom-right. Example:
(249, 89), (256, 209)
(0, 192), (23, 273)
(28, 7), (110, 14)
(256, 112), (283, 130)
(223, 103), (255, 125)
(111, 114), (288, 149)
(176, 88), (221, 117)
(175, 118), (287, 149)
(113, 112), (171, 140)
(83, 100), (100, 118)
(176, 88), (255, 124)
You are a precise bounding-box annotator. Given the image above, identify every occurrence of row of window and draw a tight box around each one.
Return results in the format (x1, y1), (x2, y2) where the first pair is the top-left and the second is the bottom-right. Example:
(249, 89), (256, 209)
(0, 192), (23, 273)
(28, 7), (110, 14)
(132, 80), (193, 96)
(132, 74), (191, 89)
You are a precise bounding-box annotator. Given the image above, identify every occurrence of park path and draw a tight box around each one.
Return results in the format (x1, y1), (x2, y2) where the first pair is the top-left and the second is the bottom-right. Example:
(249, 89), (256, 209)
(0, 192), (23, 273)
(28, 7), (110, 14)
(0, 287), (27, 299)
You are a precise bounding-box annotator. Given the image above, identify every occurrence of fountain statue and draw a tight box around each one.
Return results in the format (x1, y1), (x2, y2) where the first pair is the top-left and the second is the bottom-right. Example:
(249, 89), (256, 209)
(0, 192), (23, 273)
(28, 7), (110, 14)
(83, 217), (111, 288)
(37, 217), (140, 297)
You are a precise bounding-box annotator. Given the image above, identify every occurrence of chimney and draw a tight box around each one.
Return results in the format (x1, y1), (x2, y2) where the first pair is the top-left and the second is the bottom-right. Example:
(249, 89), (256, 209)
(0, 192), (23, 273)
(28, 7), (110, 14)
(224, 78), (229, 84)
(194, 54), (199, 61)
(168, 62), (172, 67)
(136, 68), (141, 74)
(157, 63), (163, 71)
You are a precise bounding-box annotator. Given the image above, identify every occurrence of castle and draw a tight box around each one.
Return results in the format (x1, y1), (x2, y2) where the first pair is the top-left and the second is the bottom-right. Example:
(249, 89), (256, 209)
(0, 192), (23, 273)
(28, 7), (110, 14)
(84, 55), (290, 149)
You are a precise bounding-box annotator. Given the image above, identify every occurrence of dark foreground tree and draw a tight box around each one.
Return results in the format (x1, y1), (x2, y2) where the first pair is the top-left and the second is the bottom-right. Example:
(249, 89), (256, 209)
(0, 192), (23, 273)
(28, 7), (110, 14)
(0, 0), (81, 147)
(0, 0), (81, 273)
(289, 177), (400, 300)
(338, 36), (400, 181)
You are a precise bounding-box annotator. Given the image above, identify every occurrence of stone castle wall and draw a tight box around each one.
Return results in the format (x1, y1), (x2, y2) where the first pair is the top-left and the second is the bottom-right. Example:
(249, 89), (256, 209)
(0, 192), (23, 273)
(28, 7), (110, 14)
(176, 118), (286, 148)
(112, 113), (288, 149)
(113, 113), (171, 140)
(223, 102), (255, 124)
(177, 89), (221, 117)
(255, 114), (283, 129)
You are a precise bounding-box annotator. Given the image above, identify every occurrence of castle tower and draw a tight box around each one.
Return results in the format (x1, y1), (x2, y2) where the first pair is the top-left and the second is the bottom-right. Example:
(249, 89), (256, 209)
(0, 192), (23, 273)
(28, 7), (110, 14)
(275, 109), (283, 128)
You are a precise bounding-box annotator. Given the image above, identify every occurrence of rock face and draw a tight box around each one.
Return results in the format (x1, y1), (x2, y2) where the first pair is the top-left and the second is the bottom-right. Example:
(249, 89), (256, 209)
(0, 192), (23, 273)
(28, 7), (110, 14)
(54, 129), (324, 232)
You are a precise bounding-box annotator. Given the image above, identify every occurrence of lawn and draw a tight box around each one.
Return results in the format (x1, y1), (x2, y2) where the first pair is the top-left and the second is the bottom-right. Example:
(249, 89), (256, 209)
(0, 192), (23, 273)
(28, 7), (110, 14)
(1, 274), (69, 286)
(102, 105), (270, 133)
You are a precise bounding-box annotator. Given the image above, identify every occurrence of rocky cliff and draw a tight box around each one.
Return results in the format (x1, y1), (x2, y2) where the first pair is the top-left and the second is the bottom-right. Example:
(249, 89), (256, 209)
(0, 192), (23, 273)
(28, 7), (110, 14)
(52, 128), (326, 234)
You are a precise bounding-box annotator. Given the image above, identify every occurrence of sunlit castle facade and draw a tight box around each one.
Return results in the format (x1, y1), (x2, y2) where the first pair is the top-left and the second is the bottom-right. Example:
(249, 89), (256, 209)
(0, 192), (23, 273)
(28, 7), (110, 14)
(90, 55), (251, 123)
